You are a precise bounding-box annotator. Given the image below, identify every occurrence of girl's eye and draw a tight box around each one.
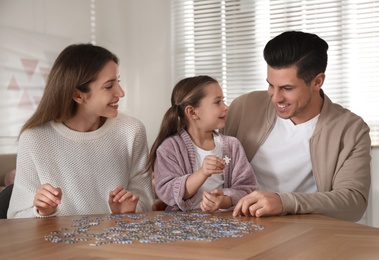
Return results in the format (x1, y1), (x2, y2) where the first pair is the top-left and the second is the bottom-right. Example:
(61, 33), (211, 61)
(105, 85), (113, 90)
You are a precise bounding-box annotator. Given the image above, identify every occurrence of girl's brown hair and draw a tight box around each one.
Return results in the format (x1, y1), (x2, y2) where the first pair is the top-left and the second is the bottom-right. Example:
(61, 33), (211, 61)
(146, 75), (218, 173)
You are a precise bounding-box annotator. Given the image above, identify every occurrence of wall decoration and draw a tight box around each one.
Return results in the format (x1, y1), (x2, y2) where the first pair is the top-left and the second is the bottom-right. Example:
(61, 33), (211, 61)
(0, 26), (70, 137)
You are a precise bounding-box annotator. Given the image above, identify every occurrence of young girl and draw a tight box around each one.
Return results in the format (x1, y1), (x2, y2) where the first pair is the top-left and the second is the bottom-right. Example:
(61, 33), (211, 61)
(147, 75), (257, 212)
(8, 44), (155, 218)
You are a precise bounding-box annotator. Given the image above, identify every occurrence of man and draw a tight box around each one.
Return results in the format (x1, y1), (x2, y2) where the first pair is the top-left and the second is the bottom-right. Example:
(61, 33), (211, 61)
(223, 31), (371, 222)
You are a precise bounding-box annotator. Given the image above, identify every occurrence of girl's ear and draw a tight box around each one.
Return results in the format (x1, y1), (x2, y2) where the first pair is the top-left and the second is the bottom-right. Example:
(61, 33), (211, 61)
(72, 89), (84, 104)
(184, 105), (199, 120)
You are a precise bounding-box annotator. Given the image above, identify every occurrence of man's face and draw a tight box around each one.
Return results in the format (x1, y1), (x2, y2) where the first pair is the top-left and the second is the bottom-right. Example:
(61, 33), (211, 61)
(266, 65), (323, 125)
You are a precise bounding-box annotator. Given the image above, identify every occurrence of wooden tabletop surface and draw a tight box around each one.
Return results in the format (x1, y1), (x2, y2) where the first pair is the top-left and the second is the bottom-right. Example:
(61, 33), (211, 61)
(1, 211), (379, 260)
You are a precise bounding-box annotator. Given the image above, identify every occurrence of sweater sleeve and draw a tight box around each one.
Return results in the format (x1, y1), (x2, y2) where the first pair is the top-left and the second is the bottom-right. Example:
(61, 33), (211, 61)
(126, 121), (155, 212)
(8, 131), (42, 218)
(222, 136), (257, 207)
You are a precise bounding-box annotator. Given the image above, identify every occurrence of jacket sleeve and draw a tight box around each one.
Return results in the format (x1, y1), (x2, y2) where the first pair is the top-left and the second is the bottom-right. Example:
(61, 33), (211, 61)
(153, 139), (199, 211)
(279, 118), (371, 222)
(222, 137), (258, 207)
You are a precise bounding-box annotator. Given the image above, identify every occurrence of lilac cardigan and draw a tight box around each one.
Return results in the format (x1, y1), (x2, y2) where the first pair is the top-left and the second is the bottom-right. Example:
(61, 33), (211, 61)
(154, 129), (257, 211)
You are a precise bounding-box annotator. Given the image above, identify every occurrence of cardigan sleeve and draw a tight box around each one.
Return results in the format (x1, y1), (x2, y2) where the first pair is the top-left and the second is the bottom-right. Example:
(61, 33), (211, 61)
(153, 138), (200, 211)
(221, 136), (257, 207)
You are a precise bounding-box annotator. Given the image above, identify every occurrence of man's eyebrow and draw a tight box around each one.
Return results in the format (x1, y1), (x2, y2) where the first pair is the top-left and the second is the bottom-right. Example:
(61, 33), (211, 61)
(266, 79), (295, 88)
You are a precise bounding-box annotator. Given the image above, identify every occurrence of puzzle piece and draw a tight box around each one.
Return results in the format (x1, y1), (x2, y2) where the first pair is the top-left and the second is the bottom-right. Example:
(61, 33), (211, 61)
(223, 155), (231, 165)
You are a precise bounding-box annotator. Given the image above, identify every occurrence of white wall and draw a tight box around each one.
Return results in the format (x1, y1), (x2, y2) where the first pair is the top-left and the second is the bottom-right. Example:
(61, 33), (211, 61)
(0, 0), (172, 148)
(0, 0), (377, 227)
(94, 0), (172, 145)
(368, 148), (379, 227)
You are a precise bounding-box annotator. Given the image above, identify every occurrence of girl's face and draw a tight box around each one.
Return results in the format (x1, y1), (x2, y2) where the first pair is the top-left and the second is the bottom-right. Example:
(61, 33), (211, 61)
(79, 61), (125, 120)
(193, 82), (228, 131)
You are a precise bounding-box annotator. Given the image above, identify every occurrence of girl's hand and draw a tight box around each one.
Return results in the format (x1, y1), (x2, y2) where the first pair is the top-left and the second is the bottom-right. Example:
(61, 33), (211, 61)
(34, 183), (62, 216)
(200, 189), (226, 213)
(200, 155), (225, 177)
(184, 156), (225, 200)
(109, 185), (139, 214)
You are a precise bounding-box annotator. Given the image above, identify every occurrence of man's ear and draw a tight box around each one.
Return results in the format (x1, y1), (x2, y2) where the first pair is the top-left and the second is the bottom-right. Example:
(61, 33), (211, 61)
(312, 72), (325, 91)
(72, 89), (84, 104)
(184, 105), (199, 120)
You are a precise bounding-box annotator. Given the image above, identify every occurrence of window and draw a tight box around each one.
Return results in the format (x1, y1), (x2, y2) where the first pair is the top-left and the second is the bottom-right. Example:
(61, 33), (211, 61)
(172, 0), (379, 146)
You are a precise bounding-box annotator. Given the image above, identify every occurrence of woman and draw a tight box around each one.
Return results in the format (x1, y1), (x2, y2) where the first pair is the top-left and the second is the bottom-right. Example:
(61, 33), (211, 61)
(8, 44), (154, 218)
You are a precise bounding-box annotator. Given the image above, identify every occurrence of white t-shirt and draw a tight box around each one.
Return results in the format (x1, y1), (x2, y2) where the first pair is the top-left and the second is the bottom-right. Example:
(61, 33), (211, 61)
(251, 115), (319, 193)
(192, 133), (224, 209)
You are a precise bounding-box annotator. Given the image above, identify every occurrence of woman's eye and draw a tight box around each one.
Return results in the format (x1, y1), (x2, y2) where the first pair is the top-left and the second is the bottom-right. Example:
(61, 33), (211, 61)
(105, 85), (113, 90)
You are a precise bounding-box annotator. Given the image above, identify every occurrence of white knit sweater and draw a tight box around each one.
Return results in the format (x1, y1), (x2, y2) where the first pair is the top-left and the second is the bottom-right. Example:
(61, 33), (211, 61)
(8, 113), (154, 218)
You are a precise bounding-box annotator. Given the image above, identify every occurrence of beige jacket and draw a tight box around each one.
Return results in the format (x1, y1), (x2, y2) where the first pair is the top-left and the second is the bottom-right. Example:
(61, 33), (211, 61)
(223, 90), (371, 222)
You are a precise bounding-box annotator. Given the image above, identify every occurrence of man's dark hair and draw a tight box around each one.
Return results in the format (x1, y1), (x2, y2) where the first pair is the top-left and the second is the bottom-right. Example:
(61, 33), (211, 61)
(263, 31), (328, 85)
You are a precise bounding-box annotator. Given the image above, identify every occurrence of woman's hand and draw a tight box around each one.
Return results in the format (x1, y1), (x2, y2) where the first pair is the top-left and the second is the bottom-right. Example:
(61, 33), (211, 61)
(109, 185), (139, 214)
(34, 183), (62, 216)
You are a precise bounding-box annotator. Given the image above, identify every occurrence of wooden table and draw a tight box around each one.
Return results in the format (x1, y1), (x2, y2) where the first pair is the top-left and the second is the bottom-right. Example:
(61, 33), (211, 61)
(1, 211), (379, 259)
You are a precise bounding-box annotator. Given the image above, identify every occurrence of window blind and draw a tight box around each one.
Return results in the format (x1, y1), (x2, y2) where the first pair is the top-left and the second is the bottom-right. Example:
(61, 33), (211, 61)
(172, 0), (379, 146)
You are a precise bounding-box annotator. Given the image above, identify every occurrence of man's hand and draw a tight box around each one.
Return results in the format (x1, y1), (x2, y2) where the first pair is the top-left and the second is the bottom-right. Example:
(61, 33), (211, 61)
(233, 190), (283, 217)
